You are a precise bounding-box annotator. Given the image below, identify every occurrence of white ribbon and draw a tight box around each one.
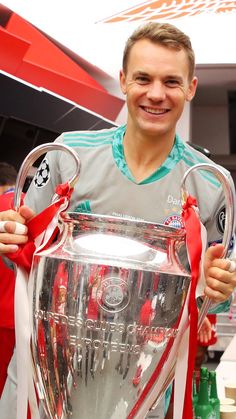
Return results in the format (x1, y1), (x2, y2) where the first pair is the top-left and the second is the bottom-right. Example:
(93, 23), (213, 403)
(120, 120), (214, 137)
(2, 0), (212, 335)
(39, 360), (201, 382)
(15, 266), (38, 419)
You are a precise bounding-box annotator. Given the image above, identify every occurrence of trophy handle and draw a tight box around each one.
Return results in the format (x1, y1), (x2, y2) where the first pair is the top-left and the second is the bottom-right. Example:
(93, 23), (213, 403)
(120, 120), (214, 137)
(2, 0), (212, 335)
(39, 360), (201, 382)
(149, 164), (236, 414)
(180, 163), (235, 327)
(13, 143), (81, 211)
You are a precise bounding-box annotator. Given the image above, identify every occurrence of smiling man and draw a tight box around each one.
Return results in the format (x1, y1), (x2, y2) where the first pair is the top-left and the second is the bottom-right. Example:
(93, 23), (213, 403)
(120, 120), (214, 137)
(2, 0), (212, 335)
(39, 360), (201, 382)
(120, 33), (197, 182)
(0, 22), (236, 419)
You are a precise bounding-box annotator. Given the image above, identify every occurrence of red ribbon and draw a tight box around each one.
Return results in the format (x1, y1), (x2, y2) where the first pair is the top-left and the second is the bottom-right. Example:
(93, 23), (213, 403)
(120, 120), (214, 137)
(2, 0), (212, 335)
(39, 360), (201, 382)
(182, 195), (202, 418)
(7, 182), (73, 272)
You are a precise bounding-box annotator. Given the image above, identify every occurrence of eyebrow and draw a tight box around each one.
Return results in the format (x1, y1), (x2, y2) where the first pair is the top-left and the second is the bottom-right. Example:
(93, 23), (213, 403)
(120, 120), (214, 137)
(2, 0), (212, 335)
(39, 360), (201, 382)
(165, 75), (184, 83)
(132, 71), (184, 82)
(132, 70), (150, 77)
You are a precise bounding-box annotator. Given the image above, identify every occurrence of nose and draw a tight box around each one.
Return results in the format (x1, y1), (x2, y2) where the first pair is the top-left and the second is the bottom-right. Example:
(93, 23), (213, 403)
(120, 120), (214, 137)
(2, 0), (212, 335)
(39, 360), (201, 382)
(146, 81), (166, 101)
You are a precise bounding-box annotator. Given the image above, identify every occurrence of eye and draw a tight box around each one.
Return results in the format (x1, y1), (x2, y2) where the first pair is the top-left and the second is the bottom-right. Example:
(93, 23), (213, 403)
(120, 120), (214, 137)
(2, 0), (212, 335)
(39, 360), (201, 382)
(165, 79), (181, 87)
(135, 75), (150, 85)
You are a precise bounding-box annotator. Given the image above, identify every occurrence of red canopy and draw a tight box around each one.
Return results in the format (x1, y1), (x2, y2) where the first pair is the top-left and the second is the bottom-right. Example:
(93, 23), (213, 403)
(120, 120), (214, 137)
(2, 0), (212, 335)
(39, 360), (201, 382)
(0, 5), (124, 121)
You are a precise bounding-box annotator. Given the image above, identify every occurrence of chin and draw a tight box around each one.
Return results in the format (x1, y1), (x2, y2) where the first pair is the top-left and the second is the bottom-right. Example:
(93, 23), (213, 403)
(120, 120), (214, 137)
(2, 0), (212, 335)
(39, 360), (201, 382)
(140, 124), (168, 138)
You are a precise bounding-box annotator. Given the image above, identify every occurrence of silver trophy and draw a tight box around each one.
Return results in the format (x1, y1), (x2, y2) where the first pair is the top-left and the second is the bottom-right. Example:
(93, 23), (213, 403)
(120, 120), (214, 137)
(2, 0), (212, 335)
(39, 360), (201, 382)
(14, 144), (235, 419)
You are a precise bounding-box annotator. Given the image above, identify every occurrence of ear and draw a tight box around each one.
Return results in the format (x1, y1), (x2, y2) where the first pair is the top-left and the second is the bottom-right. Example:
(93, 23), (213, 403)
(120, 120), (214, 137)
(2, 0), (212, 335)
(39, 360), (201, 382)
(119, 69), (127, 95)
(186, 76), (198, 102)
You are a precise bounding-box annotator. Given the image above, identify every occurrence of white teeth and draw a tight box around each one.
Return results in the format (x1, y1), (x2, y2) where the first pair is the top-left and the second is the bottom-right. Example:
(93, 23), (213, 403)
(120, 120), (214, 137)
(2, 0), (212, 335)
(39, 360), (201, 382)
(144, 107), (167, 115)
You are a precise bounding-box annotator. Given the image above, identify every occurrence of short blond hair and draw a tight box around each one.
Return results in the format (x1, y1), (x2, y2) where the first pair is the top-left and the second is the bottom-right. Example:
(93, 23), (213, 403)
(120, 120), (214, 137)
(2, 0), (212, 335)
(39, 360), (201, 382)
(122, 22), (195, 81)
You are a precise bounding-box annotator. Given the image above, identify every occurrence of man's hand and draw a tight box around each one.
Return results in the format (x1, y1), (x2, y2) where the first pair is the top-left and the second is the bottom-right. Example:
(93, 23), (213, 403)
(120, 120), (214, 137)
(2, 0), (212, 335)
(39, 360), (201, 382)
(204, 243), (236, 303)
(197, 316), (212, 344)
(0, 205), (35, 254)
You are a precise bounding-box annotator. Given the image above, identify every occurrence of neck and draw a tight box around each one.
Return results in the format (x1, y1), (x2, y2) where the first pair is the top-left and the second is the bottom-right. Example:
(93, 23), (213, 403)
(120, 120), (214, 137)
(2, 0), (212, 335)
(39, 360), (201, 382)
(123, 125), (176, 183)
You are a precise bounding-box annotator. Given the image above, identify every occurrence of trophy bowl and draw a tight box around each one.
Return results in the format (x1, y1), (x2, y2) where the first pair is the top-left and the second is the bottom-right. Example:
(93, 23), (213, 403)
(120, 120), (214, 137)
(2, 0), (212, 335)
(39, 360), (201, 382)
(31, 212), (190, 419)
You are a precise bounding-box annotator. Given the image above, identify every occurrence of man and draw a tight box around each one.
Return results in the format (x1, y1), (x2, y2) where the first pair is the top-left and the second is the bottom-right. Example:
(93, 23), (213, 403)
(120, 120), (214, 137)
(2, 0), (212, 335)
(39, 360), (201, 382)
(0, 22), (235, 418)
(0, 163), (18, 396)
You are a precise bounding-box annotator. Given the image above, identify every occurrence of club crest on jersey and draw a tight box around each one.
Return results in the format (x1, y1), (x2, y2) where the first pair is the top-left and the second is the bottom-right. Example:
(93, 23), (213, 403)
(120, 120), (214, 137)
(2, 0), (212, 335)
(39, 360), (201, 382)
(216, 205), (226, 234)
(34, 158), (50, 188)
(164, 214), (184, 229)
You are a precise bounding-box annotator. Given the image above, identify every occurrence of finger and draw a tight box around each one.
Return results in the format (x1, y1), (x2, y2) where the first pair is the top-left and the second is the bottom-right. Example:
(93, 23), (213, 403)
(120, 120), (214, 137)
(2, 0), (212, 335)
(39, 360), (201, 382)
(204, 327), (212, 342)
(0, 242), (19, 254)
(204, 284), (232, 303)
(0, 209), (26, 224)
(206, 276), (234, 297)
(210, 258), (236, 272)
(198, 322), (212, 343)
(19, 205), (36, 221)
(198, 330), (210, 344)
(0, 232), (28, 245)
(205, 244), (225, 262)
(206, 266), (233, 285)
(0, 221), (28, 235)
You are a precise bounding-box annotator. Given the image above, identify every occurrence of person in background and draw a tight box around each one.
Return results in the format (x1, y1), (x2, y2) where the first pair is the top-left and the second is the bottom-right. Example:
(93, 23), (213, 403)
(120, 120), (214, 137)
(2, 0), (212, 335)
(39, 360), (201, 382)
(0, 162), (18, 396)
(0, 21), (235, 418)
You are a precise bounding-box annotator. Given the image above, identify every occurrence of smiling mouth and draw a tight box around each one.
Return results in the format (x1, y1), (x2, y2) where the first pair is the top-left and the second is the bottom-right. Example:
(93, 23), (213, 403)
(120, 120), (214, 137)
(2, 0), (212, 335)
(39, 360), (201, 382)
(141, 106), (169, 115)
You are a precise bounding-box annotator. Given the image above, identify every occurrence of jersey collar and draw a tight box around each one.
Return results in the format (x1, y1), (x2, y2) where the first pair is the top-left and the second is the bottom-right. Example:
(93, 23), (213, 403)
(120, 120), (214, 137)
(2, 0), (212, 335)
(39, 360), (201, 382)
(112, 125), (185, 184)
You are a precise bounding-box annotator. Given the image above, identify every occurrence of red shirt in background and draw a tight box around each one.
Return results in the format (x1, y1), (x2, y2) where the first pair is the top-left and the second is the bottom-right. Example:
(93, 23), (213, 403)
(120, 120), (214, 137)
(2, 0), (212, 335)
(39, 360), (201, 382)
(0, 190), (18, 395)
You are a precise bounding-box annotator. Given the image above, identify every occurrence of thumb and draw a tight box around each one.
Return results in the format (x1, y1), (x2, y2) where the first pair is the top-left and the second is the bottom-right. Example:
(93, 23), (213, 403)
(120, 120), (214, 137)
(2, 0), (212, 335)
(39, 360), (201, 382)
(205, 243), (225, 263)
(19, 205), (36, 222)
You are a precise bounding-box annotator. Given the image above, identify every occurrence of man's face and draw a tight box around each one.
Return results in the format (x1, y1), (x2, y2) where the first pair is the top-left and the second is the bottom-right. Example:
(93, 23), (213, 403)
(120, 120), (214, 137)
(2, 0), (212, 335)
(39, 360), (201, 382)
(120, 39), (197, 139)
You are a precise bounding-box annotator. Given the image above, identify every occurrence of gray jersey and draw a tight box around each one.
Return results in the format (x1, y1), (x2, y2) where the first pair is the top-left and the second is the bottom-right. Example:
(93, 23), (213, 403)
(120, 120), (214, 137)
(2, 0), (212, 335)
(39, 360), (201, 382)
(26, 124), (232, 246)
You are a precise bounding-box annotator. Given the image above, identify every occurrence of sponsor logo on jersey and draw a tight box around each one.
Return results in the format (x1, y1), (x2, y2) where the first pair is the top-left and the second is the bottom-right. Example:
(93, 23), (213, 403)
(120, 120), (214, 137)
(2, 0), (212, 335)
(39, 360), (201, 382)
(216, 205), (226, 234)
(164, 214), (184, 229)
(74, 200), (91, 213)
(34, 158), (50, 188)
(167, 194), (181, 207)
